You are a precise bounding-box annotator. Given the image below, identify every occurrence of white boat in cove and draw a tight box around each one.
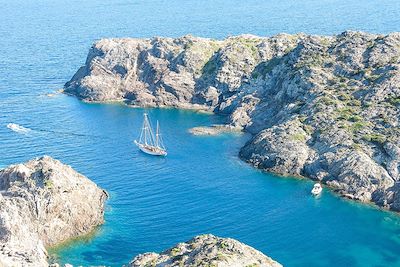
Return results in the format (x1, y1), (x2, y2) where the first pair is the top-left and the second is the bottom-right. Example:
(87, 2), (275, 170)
(311, 183), (322, 195)
(134, 113), (167, 156)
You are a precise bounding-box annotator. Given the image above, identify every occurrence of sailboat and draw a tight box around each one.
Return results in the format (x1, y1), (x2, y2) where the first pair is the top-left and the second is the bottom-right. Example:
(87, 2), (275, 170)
(134, 113), (167, 156)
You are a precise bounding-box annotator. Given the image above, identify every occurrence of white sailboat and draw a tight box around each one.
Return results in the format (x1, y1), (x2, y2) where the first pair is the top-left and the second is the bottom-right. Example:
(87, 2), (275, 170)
(134, 113), (167, 156)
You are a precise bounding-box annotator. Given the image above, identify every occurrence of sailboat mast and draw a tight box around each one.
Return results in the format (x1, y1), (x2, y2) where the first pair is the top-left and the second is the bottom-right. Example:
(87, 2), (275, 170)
(142, 113), (156, 146)
(156, 121), (159, 147)
(135, 113), (167, 155)
(143, 113), (148, 145)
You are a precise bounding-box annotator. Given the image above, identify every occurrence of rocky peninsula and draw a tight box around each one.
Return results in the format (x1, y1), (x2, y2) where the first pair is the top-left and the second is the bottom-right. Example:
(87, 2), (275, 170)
(65, 31), (400, 211)
(0, 156), (108, 267)
(129, 234), (281, 267)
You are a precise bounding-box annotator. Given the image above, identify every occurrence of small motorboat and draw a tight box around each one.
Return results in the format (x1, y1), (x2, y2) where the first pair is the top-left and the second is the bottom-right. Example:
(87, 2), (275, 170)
(6, 123), (31, 134)
(311, 183), (322, 195)
(134, 113), (167, 156)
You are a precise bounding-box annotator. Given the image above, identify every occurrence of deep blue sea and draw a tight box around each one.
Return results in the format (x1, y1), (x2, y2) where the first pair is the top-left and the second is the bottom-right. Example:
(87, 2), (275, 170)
(1, 0), (400, 266)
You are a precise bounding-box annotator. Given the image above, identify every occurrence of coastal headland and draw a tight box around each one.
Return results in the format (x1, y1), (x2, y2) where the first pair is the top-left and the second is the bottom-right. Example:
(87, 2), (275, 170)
(65, 32), (400, 212)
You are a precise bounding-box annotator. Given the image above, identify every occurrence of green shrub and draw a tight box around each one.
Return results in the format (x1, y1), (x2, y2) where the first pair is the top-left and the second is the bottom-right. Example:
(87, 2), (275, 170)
(44, 179), (53, 189)
(366, 74), (381, 83)
(338, 82), (347, 89)
(216, 253), (226, 261)
(363, 101), (373, 108)
(290, 133), (306, 142)
(318, 96), (337, 106)
(362, 134), (386, 144)
(350, 121), (368, 132)
(235, 38), (261, 59)
(298, 115), (307, 123)
(347, 99), (361, 107)
(303, 125), (314, 135)
(349, 115), (362, 122)
(389, 96), (400, 106)
(337, 122), (348, 129)
(320, 37), (331, 47)
(219, 241), (229, 249)
(351, 143), (362, 151)
(338, 93), (351, 101)
(170, 247), (181, 256)
(337, 107), (356, 120)
(295, 54), (325, 69)
(252, 57), (282, 79)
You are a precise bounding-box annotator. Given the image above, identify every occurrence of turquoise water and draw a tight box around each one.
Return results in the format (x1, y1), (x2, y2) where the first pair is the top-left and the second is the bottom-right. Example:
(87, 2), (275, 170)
(1, 0), (400, 266)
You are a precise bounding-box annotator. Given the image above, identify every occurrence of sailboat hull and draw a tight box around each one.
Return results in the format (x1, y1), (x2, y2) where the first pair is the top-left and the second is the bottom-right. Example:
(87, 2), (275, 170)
(134, 140), (167, 156)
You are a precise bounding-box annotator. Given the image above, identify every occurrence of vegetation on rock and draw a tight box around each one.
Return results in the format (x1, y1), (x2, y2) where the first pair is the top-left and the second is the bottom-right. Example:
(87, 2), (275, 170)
(66, 31), (400, 211)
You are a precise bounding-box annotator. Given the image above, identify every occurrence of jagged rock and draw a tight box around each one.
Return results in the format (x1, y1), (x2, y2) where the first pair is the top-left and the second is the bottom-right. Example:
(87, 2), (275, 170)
(240, 119), (313, 177)
(324, 150), (394, 202)
(129, 234), (281, 267)
(66, 31), (400, 211)
(0, 156), (108, 267)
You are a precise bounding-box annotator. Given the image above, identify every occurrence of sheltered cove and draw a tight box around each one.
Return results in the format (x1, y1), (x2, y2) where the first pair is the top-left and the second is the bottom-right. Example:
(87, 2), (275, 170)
(65, 31), (400, 212)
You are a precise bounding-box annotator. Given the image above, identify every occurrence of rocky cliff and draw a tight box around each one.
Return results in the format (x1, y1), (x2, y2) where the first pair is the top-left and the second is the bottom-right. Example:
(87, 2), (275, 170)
(65, 32), (400, 211)
(129, 234), (281, 267)
(0, 156), (108, 267)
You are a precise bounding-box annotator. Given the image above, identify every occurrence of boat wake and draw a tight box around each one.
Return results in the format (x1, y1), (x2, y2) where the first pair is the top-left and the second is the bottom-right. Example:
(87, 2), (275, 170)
(6, 123), (109, 141)
(6, 123), (32, 134)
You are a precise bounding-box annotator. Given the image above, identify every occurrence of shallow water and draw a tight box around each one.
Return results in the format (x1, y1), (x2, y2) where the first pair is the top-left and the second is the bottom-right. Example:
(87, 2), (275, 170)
(1, 0), (400, 266)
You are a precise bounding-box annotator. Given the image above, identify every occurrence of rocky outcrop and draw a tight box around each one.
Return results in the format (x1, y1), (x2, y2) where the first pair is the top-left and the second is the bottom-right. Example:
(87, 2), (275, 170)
(66, 32), (400, 211)
(129, 234), (281, 267)
(189, 125), (241, 136)
(0, 156), (108, 267)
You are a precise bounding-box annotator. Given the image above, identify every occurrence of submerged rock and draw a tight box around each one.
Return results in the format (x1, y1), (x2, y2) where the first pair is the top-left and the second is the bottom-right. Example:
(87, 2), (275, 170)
(66, 32), (400, 211)
(129, 234), (281, 267)
(189, 125), (242, 136)
(0, 156), (108, 267)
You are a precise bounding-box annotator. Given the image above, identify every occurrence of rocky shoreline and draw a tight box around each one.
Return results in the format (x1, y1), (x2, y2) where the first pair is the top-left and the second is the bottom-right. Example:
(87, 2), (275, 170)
(65, 31), (400, 212)
(0, 158), (278, 267)
(129, 234), (281, 267)
(0, 156), (108, 267)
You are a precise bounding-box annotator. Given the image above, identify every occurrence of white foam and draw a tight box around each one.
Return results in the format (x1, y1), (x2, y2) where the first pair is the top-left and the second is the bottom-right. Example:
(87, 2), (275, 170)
(6, 123), (32, 134)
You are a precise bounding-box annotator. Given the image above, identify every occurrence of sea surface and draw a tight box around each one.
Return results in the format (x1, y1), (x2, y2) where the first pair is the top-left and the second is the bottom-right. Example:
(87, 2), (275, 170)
(1, 0), (400, 266)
